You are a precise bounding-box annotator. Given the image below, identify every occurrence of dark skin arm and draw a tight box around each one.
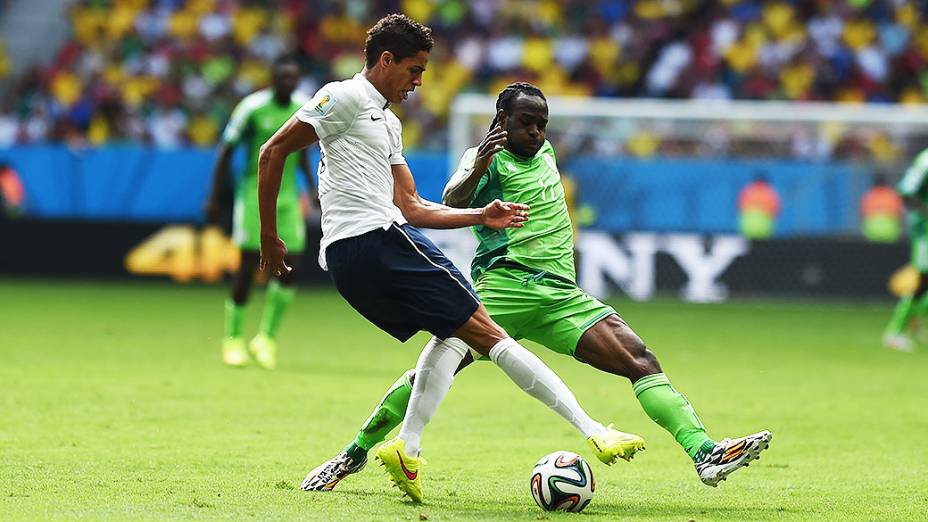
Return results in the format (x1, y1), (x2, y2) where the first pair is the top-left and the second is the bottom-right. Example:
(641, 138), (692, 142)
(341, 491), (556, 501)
(392, 162), (529, 230)
(299, 148), (318, 206)
(443, 120), (507, 208)
(258, 116), (320, 276)
(205, 143), (234, 224)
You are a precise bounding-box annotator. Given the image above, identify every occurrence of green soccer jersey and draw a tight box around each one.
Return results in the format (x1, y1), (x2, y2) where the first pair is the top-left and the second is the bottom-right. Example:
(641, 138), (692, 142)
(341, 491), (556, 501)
(222, 89), (305, 206)
(898, 148), (928, 210)
(459, 140), (576, 282)
(898, 148), (928, 271)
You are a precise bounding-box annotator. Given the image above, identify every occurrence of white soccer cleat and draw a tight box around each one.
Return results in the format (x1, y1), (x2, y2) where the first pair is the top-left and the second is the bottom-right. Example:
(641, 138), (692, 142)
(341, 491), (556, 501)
(695, 430), (772, 487)
(883, 334), (914, 352)
(301, 452), (368, 491)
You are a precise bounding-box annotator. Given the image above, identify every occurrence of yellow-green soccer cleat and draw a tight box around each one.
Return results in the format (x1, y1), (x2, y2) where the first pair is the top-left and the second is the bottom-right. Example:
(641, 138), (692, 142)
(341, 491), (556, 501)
(587, 424), (646, 465)
(375, 437), (424, 503)
(222, 337), (248, 367)
(248, 333), (277, 370)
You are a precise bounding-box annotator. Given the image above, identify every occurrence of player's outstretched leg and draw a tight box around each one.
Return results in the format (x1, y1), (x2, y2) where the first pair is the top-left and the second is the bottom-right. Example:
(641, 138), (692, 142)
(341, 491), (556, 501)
(576, 314), (772, 485)
(376, 337), (468, 502)
(223, 252), (260, 367)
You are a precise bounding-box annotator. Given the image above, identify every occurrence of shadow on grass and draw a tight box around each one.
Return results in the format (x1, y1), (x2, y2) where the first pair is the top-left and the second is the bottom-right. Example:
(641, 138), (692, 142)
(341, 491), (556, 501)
(319, 489), (811, 520)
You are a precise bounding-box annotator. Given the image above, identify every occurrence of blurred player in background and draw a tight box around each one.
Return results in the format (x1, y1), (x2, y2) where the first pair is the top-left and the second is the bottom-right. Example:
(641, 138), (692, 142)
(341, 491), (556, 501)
(205, 55), (315, 369)
(884, 148), (928, 352)
(302, 82), (772, 493)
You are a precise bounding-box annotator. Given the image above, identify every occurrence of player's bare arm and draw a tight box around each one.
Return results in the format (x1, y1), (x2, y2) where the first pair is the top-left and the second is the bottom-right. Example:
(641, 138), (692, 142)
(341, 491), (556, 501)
(298, 148), (318, 206)
(443, 122), (507, 208)
(392, 162), (528, 230)
(258, 116), (319, 275)
(205, 143), (234, 224)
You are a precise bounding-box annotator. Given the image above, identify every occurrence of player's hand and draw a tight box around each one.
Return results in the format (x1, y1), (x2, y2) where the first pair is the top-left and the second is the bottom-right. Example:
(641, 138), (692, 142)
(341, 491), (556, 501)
(260, 234), (291, 276)
(475, 123), (507, 172)
(481, 199), (529, 229)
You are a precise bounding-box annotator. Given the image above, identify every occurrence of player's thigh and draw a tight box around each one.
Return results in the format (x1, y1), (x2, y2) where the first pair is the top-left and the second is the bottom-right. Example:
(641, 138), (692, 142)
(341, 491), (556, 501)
(462, 269), (539, 359)
(574, 314), (662, 381)
(520, 281), (614, 358)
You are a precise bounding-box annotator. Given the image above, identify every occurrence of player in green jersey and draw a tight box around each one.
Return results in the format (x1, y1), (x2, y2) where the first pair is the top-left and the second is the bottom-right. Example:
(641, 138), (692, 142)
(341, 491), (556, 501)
(301, 83), (772, 492)
(206, 56), (316, 369)
(883, 148), (928, 352)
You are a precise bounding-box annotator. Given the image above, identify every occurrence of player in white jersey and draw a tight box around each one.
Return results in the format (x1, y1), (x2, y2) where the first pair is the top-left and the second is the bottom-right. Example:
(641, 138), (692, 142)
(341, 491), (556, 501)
(255, 14), (641, 503)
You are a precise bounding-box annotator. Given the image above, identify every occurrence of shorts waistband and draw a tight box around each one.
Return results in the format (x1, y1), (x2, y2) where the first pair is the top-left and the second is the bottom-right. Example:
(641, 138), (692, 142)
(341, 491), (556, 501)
(489, 259), (576, 287)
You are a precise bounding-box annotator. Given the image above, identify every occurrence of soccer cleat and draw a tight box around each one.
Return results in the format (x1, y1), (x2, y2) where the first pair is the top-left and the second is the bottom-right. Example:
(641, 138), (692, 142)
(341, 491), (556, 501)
(222, 337), (248, 367)
(883, 334), (914, 352)
(587, 424), (646, 465)
(301, 451), (368, 491)
(375, 437), (424, 503)
(696, 430), (772, 487)
(248, 333), (277, 369)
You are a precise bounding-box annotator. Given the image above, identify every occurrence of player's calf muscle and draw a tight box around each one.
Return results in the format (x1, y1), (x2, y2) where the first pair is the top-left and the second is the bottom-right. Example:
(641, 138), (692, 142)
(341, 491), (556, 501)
(577, 316), (661, 380)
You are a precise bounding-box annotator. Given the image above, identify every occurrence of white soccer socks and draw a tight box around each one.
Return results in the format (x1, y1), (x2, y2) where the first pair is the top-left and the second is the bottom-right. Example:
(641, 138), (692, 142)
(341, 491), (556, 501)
(489, 338), (605, 438)
(398, 336), (469, 456)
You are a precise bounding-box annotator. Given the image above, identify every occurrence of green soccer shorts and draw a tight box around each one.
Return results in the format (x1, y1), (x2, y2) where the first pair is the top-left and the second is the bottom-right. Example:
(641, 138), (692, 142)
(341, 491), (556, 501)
(233, 198), (306, 253)
(909, 213), (928, 272)
(472, 265), (617, 358)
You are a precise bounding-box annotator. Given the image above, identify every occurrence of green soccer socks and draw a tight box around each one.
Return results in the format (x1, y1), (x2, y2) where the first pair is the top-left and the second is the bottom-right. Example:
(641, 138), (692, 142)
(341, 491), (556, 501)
(633, 373), (715, 461)
(345, 370), (414, 461)
(224, 298), (245, 338)
(258, 280), (295, 339)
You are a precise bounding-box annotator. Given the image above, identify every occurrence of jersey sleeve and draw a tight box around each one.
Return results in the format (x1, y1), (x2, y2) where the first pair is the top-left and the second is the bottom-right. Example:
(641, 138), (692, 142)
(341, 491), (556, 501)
(898, 149), (928, 197)
(388, 115), (406, 166)
(295, 82), (360, 139)
(442, 147), (481, 205)
(221, 97), (254, 146)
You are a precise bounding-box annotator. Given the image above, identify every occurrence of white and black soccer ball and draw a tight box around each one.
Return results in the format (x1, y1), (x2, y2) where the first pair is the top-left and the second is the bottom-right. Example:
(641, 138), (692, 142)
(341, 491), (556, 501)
(529, 450), (595, 512)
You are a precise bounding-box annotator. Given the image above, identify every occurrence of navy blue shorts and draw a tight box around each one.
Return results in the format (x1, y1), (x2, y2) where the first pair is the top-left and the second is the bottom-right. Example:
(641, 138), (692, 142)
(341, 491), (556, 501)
(325, 223), (480, 342)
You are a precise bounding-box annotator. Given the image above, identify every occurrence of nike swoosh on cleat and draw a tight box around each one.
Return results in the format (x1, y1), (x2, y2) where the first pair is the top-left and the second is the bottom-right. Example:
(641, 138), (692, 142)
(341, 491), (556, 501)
(396, 450), (417, 481)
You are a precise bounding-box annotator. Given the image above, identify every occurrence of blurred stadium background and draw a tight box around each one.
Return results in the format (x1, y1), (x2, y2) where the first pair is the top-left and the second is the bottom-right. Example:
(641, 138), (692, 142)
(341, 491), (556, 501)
(2, 0), (928, 298)
(3, 1), (928, 520)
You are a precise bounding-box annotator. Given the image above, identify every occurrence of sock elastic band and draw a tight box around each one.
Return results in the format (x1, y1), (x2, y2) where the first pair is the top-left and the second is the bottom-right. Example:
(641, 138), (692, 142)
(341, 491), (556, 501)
(632, 373), (671, 397)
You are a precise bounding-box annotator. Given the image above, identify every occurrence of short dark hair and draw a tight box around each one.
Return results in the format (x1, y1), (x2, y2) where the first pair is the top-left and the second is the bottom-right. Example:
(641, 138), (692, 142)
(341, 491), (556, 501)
(491, 82), (546, 129)
(364, 14), (433, 68)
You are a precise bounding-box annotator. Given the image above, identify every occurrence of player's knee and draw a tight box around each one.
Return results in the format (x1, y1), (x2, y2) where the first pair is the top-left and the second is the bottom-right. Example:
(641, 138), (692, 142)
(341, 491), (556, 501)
(454, 308), (508, 354)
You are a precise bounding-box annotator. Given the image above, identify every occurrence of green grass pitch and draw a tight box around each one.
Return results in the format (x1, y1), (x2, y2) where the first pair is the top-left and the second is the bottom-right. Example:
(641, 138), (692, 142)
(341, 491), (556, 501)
(2, 278), (927, 521)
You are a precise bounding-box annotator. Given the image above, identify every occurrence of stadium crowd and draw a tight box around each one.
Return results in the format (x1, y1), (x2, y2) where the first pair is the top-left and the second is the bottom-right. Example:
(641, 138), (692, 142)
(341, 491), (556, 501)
(0, 0), (926, 152)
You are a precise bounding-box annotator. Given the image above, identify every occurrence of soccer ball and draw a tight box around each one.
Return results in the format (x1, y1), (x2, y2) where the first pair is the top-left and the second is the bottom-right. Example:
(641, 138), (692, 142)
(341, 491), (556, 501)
(529, 451), (595, 512)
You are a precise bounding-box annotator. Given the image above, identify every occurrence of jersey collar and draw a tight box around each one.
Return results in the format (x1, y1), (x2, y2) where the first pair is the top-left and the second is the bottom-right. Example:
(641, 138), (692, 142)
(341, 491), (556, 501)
(355, 72), (390, 110)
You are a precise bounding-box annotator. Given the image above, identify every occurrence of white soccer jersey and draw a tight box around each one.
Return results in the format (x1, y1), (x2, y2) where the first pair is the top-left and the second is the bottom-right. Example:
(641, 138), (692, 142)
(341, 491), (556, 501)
(295, 73), (408, 269)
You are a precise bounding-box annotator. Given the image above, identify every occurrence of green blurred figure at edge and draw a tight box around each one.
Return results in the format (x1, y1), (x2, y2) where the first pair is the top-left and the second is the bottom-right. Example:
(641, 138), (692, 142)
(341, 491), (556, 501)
(884, 149), (928, 352)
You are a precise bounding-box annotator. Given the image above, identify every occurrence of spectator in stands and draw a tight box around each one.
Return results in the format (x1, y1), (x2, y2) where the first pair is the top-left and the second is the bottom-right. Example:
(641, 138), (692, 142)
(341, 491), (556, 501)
(4, 0), (928, 149)
(860, 172), (903, 242)
(738, 172), (781, 239)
